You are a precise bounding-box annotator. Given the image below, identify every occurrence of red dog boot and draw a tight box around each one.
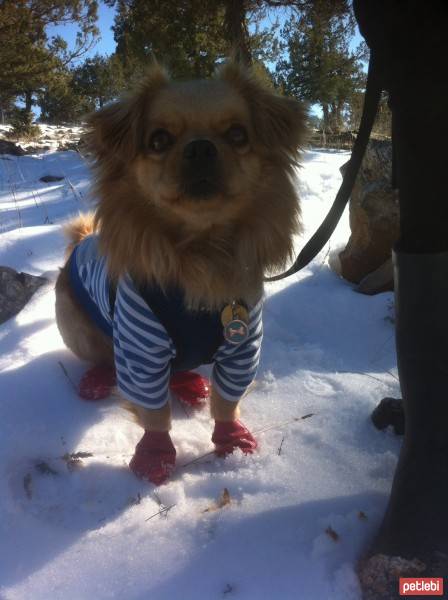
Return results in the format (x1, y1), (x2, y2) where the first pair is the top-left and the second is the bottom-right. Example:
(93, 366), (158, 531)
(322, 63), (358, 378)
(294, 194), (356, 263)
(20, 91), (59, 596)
(169, 371), (210, 408)
(129, 431), (176, 485)
(212, 420), (258, 457)
(79, 365), (117, 401)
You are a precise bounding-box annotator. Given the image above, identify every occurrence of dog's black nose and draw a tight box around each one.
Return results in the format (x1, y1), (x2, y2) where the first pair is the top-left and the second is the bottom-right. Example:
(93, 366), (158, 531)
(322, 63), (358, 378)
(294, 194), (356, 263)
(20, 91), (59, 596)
(183, 139), (217, 162)
(182, 139), (220, 198)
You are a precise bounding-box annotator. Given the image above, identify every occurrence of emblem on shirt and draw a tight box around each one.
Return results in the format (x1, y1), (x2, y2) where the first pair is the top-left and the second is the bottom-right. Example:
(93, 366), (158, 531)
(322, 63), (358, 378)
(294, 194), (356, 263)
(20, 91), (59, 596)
(221, 302), (249, 345)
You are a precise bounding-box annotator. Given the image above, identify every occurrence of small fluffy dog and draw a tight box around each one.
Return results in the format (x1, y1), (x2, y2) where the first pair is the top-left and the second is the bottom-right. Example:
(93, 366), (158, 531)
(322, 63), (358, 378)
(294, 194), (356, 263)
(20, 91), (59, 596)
(55, 61), (305, 485)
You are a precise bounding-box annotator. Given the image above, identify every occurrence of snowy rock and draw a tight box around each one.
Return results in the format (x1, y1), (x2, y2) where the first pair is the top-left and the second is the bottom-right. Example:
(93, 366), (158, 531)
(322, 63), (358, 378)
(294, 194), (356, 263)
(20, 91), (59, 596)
(0, 123), (84, 155)
(57, 140), (80, 152)
(335, 140), (398, 293)
(0, 266), (47, 324)
(39, 175), (65, 183)
(0, 139), (25, 156)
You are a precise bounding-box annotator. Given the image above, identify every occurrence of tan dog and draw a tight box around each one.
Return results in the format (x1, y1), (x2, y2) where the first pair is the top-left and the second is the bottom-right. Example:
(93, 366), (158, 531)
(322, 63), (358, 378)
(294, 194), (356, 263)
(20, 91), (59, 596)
(55, 61), (306, 484)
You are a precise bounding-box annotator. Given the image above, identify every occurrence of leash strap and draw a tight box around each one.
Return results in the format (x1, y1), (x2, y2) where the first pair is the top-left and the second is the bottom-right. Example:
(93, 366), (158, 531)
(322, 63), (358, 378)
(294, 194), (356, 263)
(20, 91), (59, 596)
(265, 53), (383, 282)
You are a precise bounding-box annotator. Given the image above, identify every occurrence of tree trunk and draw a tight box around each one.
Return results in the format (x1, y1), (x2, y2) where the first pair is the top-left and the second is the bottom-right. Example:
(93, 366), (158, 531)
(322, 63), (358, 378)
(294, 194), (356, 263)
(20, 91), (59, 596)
(224, 0), (252, 66)
(322, 103), (331, 134)
(335, 100), (344, 132)
(329, 102), (342, 133)
(25, 90), (32, 112)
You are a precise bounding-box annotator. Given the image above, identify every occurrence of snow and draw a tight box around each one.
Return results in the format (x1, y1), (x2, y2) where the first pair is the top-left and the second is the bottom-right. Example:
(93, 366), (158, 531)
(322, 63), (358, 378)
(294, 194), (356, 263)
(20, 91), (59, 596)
(0, 138), (400, 600)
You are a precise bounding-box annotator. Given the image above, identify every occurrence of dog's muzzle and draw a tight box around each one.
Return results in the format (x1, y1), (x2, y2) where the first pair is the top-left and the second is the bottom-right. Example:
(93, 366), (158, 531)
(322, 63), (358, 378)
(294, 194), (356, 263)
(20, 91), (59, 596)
(181, 139), (221, 198)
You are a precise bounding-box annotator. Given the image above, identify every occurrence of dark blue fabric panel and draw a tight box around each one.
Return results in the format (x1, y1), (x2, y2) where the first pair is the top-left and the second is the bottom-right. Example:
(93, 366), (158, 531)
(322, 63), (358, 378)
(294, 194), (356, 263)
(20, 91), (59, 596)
(68, 248), (113, 338)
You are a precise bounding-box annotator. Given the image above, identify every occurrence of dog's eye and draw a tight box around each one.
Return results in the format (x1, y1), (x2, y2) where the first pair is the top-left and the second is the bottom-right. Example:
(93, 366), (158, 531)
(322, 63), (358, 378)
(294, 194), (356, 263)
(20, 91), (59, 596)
(225, 125), (248, 147)
(148, 129), (174, 153)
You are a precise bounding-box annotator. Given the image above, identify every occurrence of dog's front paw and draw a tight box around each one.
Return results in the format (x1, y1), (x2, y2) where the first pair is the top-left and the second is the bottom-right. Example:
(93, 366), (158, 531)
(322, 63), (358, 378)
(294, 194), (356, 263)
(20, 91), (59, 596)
(79, 365), (116, 401)
(169, 371), (210, 408)
(129, 431), (176, 485)
(212, 420), (257, 457)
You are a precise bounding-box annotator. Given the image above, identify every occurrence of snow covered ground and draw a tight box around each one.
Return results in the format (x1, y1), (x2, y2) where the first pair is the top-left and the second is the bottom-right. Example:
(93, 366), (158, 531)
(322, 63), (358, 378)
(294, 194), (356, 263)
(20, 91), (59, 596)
(0, 142), (400, 600)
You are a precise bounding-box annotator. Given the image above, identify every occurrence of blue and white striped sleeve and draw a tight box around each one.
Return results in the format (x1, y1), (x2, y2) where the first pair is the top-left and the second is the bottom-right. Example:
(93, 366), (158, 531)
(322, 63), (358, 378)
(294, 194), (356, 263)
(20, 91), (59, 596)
(211, 299), (263, 402)
(113, 275), (176, 409)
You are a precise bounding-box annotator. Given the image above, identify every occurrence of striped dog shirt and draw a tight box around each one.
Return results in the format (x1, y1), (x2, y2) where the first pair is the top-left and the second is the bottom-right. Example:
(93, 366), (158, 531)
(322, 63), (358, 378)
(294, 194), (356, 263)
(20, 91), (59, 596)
(68, 235), (263, 409)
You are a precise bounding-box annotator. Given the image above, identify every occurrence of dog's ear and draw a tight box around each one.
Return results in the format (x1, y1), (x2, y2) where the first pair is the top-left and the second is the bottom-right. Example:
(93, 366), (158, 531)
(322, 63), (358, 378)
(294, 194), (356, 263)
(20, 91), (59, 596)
(217, 61), (307, 158)
(86, 62), (170, 162)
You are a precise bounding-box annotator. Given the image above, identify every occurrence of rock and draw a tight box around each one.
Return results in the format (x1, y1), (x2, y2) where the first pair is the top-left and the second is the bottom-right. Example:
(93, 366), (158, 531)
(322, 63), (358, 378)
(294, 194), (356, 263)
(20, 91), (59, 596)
(0, 139), (25, 156)
(21, 145), (51, 155)
(336, 139), (399, 292)
(359, 554), (426, 600)
(57, 141), (79, 152)
(0, 267), (48, 324)
(40, 175), (64, 183)
(356, 258), (394, 295)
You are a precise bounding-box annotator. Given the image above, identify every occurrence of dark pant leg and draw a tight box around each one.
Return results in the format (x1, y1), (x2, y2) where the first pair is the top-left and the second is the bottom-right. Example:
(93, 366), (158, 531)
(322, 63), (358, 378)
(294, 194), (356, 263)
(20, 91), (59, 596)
(354, 0), (448, 252)
(352, 0), (448, 574)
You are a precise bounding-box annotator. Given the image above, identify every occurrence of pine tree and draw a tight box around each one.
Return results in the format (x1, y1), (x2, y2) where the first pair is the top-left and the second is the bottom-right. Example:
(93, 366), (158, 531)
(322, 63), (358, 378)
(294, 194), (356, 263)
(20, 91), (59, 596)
(71, 54), (125, 109)
(108, 0), (282, 80)
(275, 0), (366, 132)
(0, 0), (98, 130)
(111, 0), (227, 80)
(38, 70), (86, 124)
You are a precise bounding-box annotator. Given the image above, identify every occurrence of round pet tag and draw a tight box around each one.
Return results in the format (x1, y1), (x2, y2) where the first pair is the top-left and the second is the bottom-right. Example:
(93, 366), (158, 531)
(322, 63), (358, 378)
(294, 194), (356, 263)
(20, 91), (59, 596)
(221, 302), (250, 345)
(224, 319), (249, 345)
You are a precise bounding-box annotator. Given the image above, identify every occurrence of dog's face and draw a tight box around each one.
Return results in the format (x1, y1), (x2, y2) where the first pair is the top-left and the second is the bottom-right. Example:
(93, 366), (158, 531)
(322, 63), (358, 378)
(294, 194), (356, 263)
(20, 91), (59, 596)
(134, 79), (259, 225)
(88, 62), (306, 229)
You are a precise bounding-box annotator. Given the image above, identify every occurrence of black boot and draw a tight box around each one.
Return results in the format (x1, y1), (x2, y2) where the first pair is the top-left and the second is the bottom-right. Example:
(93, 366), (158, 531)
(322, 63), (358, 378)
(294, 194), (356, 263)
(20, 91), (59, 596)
(371, 397), (404, 436)
(359, 249), (448, 598)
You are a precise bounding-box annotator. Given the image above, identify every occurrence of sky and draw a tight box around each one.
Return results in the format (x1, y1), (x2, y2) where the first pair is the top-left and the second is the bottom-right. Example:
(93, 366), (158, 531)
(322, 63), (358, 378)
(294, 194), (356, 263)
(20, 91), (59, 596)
(47, 2), (117, 63)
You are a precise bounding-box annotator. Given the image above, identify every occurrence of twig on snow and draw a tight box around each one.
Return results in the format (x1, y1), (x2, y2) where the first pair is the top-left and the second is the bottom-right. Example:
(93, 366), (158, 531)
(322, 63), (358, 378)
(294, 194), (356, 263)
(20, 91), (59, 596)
(145, 504), (176, 521)
(58, 360), (78, 393)
(338, 369), (394, 386)
(277, 436), (285, 456)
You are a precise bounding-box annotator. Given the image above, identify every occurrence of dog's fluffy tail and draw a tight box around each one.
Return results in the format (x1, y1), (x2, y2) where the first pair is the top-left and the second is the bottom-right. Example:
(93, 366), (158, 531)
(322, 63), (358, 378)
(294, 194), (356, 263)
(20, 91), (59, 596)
(63, 212), (96, 258)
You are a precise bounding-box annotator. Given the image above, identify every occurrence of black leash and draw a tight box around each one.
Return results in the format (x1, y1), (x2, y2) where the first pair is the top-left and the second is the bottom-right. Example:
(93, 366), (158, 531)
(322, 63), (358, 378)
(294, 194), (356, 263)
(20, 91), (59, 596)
(265, 53), (383, 282)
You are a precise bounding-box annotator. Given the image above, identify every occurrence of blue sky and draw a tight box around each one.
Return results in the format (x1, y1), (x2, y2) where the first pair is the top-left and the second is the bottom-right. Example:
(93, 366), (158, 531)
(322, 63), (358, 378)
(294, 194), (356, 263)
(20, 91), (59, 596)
(47, 2), (116, 62)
